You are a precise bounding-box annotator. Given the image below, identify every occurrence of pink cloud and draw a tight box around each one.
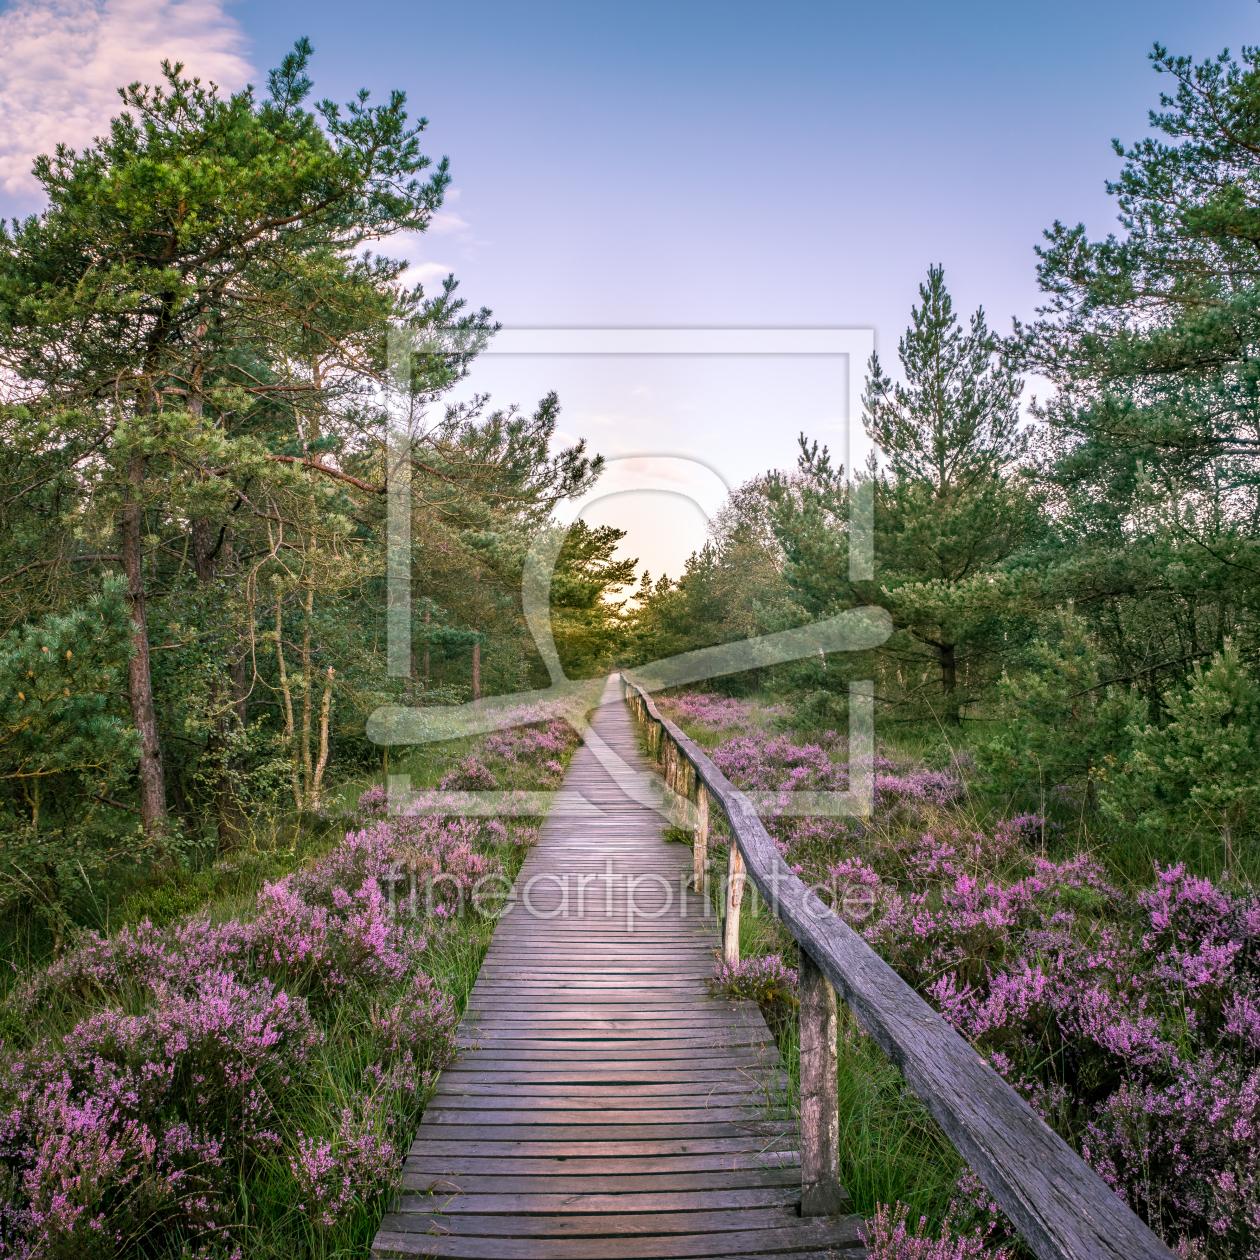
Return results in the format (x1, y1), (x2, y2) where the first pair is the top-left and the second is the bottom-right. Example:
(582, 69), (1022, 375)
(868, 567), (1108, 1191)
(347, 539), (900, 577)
(0, 0), (253, 203)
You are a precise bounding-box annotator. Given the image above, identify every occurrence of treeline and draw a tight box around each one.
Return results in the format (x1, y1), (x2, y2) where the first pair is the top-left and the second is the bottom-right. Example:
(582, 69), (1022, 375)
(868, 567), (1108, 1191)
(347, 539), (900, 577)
(627, 42), (1260, 862)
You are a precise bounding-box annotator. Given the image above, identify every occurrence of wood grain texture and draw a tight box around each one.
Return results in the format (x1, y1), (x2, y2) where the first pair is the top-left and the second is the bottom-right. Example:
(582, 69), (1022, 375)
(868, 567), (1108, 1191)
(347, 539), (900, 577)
(372, 677), (860, 1259)
(798, 948), (847, 1216)
(622, 675), (1176, 1260)
(723, 843), (745, 968)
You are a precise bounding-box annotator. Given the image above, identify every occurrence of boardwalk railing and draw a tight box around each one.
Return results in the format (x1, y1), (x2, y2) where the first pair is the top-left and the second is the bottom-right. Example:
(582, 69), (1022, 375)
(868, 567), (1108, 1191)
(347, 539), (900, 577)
(620, 673), (1176, 1260)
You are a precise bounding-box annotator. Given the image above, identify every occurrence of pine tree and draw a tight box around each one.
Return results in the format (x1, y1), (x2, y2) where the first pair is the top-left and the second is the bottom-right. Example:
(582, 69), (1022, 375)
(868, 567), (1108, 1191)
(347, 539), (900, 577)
(979, 608), (1143, 814)
(0, 580), (143, 941)
(1019, 37), (1260, 713)
(1113, 641), (1260, 857)
(863, 265), (1040, 714)
(0, 42), (464, 842)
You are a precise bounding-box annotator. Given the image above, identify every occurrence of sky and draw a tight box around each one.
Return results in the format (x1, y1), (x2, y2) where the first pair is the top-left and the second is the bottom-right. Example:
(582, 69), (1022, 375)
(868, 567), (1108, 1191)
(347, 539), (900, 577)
(1, 0), (1256, 578)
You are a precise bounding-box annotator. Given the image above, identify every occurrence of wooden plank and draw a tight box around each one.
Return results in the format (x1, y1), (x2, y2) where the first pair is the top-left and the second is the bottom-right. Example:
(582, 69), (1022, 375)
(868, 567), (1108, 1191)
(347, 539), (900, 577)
(372, 1219), (865, 1259)
(405, 1128), (786, 1149)
(434, 1081), (776, 1098)
(399, 1169), (802, 1191)
(421, 1107), (785, 1125)
(392, 1188), (801, 1213)
(380, 1205), (809, 1235)
(407, 1140), (799, 1159)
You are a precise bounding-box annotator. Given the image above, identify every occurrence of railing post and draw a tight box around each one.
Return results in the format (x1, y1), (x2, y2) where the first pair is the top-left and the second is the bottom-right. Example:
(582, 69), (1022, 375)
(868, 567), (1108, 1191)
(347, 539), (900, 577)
(723, 842), (745, 966)
(799, 946), (847, 1216)
(694, 782), (708, 892)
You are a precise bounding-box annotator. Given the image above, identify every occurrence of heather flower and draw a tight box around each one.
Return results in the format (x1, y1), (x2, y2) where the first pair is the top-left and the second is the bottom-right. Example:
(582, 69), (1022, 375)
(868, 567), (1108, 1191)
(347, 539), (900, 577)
(290, 1105), (399, 1230)
(355, 784), (390, 816)
(860, 848), (1260, 1255)
(875, 769), (963, 808)
(860, 1201), (1013, 1259)
(1084, 1055), (1260, 1257)
(826, 857), (885, 922)
(709, 955), (798, 1009)
(439, 757), (499, 792)
(658, 692), (783, 729)
(0, 805), (499, 1256)
(368, 973), (458, 1075)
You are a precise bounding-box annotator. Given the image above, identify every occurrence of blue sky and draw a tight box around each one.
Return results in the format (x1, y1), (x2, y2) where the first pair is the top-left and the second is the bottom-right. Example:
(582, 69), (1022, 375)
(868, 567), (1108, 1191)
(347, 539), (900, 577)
(2, 0), (1256, 576)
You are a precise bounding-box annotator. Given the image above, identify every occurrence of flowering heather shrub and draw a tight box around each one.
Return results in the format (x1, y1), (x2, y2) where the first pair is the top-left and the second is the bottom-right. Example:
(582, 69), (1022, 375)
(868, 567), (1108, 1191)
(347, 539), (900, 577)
(0, 976), (311, 1257)
(826, 856), (885, 922)
(861, 848), (1260, 1257)
(712, 733), (857, 793)
(480, 718), (572, 764)
(439, 756), (499, 791)
(695, 717), (1258, 1252)
(0, 811), (498, 1257)
(384, 815), (502, 914)
(875, 769), (964, 809)
(860, 1201), (1012, 1260)
(290, 1106), (399, 1230)
(710, 732), (960, 825)
(368, 973), (458, 1077)
(658, 692), (783, 729)
(709, 955), (799, 1008)
(356, 783), (390, 816)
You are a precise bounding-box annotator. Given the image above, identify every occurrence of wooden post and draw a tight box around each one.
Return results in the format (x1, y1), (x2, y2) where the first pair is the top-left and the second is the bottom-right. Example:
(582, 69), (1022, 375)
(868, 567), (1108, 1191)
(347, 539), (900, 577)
(799, 946), (847, 1216)
(723, 842), (745, 967)
(694, 782), (708, 891)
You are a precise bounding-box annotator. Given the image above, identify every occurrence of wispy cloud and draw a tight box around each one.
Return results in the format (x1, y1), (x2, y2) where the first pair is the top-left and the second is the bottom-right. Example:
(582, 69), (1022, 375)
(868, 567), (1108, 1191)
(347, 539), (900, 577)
(405, 261), (456, 290)
(428, 209), (473, 238)
(0, 0), (252, 204)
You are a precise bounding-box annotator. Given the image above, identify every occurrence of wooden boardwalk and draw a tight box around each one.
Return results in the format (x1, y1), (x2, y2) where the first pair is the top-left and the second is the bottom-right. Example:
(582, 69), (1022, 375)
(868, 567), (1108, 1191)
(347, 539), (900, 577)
(373, 679), (863, 1258)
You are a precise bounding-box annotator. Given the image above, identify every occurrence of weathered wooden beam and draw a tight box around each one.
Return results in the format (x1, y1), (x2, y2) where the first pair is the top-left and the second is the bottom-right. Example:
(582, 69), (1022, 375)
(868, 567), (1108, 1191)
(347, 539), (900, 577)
(694, 782), (709, 893)
(799, 947), (848, 1216)
(723, 842), (745, 968)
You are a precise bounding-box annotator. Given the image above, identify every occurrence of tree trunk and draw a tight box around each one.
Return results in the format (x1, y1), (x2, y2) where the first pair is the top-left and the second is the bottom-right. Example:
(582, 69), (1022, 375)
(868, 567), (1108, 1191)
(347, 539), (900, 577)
(121, 455), (169, 845)
(471, 569), (481, 700)
(193, 515), (248, 852)
(275, 601), (302, 810)
(940, 641), (960, 722)
(311, 667), (334, 809)
(300, 578), (315, 790)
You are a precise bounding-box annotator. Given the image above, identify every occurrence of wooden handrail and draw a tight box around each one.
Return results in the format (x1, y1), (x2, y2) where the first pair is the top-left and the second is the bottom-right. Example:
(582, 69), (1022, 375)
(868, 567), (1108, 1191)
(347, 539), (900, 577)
(620, 672), (1175, 1260)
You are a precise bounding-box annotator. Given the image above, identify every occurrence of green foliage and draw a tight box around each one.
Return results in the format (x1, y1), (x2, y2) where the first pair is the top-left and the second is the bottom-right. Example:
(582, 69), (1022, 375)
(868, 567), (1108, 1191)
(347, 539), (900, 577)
(549, 519), (636, 676)
(1110, 641), (1260, 846)
(1019, 36), (1260, 732)
(979, 609), (1143, 812)
(0, 580), (152, 935)
(863, 267), (1042, 714)
(866, 264), (1026, 497)
(0, 578), (135, 794)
